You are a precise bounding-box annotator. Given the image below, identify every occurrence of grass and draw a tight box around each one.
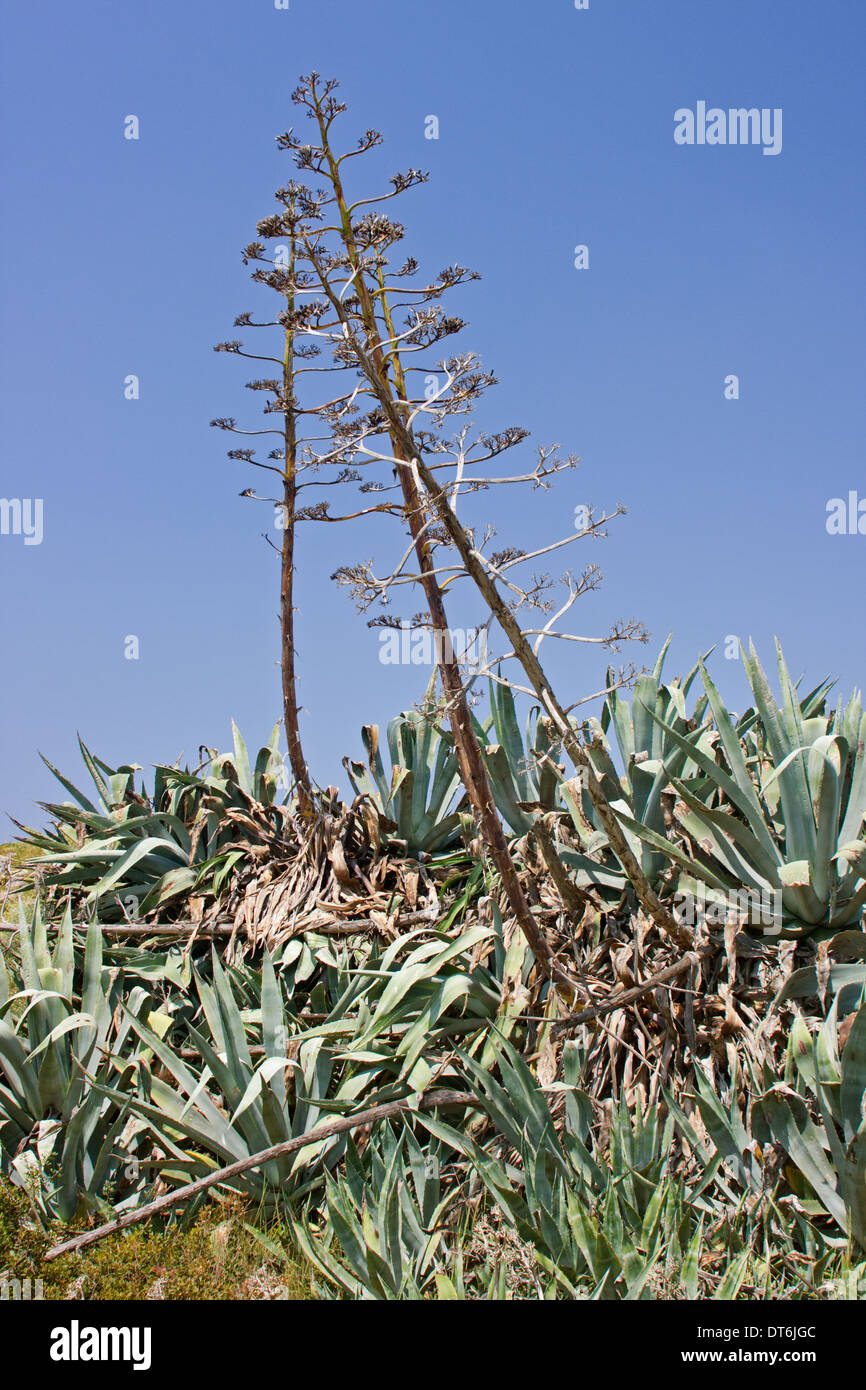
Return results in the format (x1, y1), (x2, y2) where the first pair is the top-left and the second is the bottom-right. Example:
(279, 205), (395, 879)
(1, 839), (36, 902)
(0, 839), (37, 885)
(0, 1180), (313, 1300)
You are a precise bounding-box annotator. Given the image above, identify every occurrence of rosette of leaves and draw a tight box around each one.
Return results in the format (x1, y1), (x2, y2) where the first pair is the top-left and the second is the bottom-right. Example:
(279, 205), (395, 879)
(283, 1124), (460, 1299)
(16, 724), (290, 920)
(472, 677), (563, 838)
(754, 1003), (866, 1249)
(344, 674), (467, 856)
(288, 1037), (751, 1300)
(0, 904), (155, 1222)
(552, 640), (715, 895)
(616, 642), (866, 937)
(106, 923), (499, 1204)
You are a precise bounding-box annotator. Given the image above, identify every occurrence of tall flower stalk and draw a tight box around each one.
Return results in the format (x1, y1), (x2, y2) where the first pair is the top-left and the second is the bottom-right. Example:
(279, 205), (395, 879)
(277, 73), (692, 955)
(212, 210), (314, 815)
(294, 82), (577, 986)
(276, 226), (312, 815)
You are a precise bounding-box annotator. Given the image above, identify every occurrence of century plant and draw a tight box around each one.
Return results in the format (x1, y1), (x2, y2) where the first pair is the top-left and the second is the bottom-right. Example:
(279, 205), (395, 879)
(248, 72), (693, 981)
(284, 1125), (461, 1299)
(756, 1003), (866, 1250)
(617, 642), (866, 937)
(344, 674), (467, 856)
(16, 725), (291, 921)
(285, 1036), (765, 1300)
(99, 948), (350, 1204)
(473, 676), (564, 838)
(109, 923), (499, 1203)
(450, 1037), (829, 1299)
(0, 904), (152, 1222)
(548, 639), (713, 898)
(345, 673), (566, 852)
(440, 1038), (695, 1299)
(280, 78), (564, 985)
(666, 1000), (866, 1255)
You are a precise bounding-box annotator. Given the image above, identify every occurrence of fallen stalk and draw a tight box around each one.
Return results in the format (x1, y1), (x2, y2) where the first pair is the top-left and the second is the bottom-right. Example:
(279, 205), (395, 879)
(43, 1087), (484, 1262)
(0, 922), (234, 937)
(0, 909), (439, 937)
(551, 949), (712, 1035)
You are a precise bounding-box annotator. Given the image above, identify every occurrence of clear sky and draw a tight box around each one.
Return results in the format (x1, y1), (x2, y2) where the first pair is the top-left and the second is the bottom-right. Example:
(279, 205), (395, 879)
(1, 0), (864, 830)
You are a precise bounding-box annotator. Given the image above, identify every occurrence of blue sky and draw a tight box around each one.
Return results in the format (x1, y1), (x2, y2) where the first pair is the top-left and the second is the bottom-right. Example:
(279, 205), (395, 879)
(1, 0), (864, 830)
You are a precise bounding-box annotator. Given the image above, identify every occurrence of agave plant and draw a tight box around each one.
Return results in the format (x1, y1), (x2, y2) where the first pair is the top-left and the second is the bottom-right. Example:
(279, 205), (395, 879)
(472, 677), (563, 837)
(439, 1038), (696, 1298)
(617, 642), (866, 937)
(0, 904), (152, 1221)
(16, 724), (291, 921)
(666, 1001), (866, 1254)
(754, 1003), (866, 1250)
(344, 674), (467, 856)
(108, 919), (498, 1205)
(283, 1124), (459, 1299)
(294, 1036), (755, 1301)
(100, 948), (354, 1204)
(269, 917), (499, 1102)
(770, 928), (866, 1019)
(545, 640), (714, 896)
